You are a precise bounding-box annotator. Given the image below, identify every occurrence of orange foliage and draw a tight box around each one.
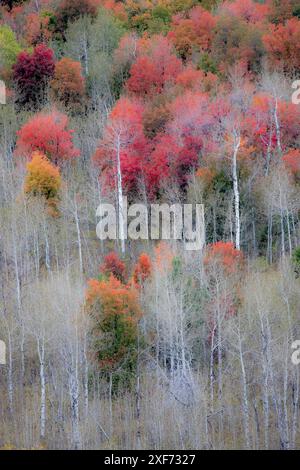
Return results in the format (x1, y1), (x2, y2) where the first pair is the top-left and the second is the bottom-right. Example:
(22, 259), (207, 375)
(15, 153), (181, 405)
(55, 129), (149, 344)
(25, 12), (53, 45)
(168, 6), (216, 58)
(196, 167), (216, 186)
(86, 274), (141, 369)
(133, 253), (152, 285)
(51, 58), (85, 106)
(204, 241), (243, 274)
(154, 241), (174, 272)
(86, 275), (140, 318)
(175, 67), (217, 94)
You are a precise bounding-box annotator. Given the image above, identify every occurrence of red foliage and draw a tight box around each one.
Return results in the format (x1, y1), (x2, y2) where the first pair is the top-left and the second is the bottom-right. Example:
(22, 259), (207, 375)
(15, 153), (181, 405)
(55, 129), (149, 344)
(278, 101), (300, 149)
(93, 97), (148, 196)
(175, 66), (218, 95)
(145, 91), (214, 195)
(15, 110), (80, 163)
(169, 90), (212, 151)
(221, 0), (270, 23)
(126, 35), (182, 97)
(146, 132), (202, 195)
(175, 66), (205, 90)
(13, 44), (55, 107)
(100, 252), (126, 282)
(246, 94), (300, 157)
(133, 253), (152, 285)
(263, 18), (300, 72)
(282, 149), (300, 176)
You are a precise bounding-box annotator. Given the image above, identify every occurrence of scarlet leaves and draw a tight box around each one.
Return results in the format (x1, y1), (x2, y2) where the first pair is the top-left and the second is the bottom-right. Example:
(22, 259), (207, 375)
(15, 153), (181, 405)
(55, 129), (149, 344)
(126, 35), (182, 97)
(15, 110), (80, 163)
(246, 94), (300, 156)
(100, 252), (126, 282)
(93, 97), (148, 196)
(133, 253), (152, 286)
(13, 44), (55, 108)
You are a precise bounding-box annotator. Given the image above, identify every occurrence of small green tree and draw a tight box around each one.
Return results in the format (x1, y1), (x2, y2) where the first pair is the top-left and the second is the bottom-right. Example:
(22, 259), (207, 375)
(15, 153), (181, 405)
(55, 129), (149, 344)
(0, 25), (22, 73)
(292, 247), (300, 277)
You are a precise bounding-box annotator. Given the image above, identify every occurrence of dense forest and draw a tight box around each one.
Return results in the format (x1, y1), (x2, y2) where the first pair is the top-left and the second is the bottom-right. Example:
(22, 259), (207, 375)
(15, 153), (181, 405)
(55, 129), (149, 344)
(1, 0), (300, 450)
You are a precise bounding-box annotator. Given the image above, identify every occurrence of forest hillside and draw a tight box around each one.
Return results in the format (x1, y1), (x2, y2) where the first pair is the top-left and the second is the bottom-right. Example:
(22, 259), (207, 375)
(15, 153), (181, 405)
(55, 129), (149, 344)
(1, 0), (300, 450)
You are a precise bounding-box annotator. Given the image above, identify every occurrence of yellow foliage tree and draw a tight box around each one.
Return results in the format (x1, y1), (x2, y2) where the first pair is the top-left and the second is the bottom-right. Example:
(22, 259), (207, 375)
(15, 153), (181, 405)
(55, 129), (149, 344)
(24, 151), (61, 213)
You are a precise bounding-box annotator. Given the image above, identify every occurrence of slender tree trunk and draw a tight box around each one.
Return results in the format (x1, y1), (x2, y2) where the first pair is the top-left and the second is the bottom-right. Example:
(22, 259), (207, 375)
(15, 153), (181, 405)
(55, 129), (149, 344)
(274, 97), (282, 154)
(238, 326), (250, 449)
(38, 339), (46, 440)
(74, 197), (83, 275)
(69, 365), (81, 449)
(232, 133), (241, 250)
(116, 137), (125, 254)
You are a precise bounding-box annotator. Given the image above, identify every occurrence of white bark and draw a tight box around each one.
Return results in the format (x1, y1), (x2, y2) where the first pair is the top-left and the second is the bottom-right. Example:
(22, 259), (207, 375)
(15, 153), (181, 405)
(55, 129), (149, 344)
(232, 133), (241, 250)
(37, 339), (46, 440)
(116, 136), (125, 254)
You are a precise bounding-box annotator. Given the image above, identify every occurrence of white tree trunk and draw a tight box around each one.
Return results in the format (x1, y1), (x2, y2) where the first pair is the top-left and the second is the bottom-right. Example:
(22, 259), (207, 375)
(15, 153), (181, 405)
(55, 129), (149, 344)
(116, 137), (125, 254)
(232, 134), (241, 250)
(74, 197), (83, 274)
(69, 365), (81, 449)
(37, 339), (46, 440)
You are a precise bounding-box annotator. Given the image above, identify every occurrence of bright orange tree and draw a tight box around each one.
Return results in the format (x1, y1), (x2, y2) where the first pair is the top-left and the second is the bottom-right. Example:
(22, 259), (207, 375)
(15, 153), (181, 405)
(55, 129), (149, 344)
(204, 241), (244, 275)
(86, 274), (141, 387)
(133, 253), (152, 286)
